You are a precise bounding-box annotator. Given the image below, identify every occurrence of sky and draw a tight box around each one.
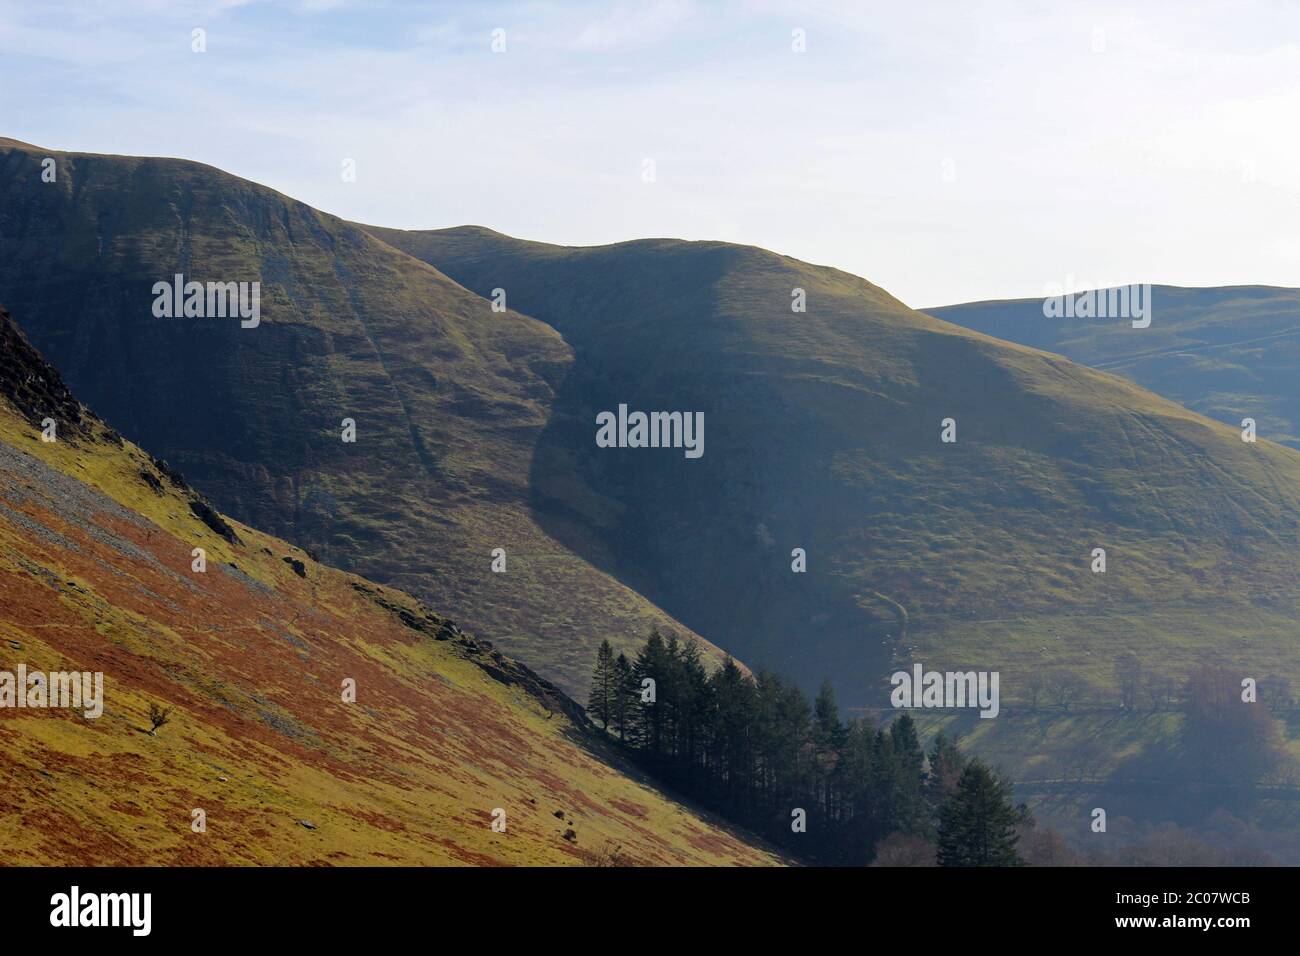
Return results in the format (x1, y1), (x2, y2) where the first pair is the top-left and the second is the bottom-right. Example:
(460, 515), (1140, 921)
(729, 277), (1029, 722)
(1, 0), (1297, 307)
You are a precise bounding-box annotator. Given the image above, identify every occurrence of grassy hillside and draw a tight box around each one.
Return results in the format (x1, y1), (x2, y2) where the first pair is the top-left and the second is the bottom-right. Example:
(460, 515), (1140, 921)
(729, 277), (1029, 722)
(0, 305), (780, 866)
(365, 225), (1300, 717)
(0, 137), (735, 696)
(4, 134), (1297, 843)
(926, 286), (1300, 449)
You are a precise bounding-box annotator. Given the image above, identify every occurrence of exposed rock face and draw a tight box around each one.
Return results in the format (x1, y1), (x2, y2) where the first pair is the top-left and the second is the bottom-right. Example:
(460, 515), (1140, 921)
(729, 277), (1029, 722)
(0, 304), (88, 439)
(2, 302), (239, 548)
(347, 581), (589, 727)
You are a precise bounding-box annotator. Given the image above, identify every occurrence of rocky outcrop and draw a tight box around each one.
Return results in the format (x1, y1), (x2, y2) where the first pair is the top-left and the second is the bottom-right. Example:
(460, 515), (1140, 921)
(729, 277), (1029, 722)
(0, 305), (90, 440)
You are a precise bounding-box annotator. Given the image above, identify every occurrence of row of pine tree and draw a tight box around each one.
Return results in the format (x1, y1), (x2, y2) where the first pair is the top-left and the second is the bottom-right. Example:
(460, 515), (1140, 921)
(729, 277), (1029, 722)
(589, 630), (1027, 865)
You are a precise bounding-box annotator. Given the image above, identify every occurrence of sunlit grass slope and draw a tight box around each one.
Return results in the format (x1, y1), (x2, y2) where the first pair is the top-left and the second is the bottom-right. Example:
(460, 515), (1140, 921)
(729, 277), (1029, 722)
(0, 309), (779, 866)
(926, 285), (1300, 450)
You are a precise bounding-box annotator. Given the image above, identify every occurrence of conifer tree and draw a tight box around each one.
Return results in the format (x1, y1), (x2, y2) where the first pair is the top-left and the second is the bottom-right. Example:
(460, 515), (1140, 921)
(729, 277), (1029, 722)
(926, 733), (966, 806)
(936, 761), (1023, 866)
(889, 713), (928, 835)
(812, 679), (844, 821)
(634, 629), (670, 759)
(587, 639), (616, 732)
(610, 628), (1030, 865)
(677, 639), (712, 780)
(711, 656), (755, 803)
(840, 720), (881, 864)
(612, 652), (635, 742)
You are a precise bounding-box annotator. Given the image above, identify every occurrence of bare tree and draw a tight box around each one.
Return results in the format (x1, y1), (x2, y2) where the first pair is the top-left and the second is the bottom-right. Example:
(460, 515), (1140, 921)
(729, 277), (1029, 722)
(1017, 824), (1081, 866)
(1114, 652), (1143, 711)
(1181, 665), (1285, 782)
(147, 702), (172, 736)
(1145, 672), (1178, 711)
(1045, 669), (1091, 712)
(580, 841), (628, 867)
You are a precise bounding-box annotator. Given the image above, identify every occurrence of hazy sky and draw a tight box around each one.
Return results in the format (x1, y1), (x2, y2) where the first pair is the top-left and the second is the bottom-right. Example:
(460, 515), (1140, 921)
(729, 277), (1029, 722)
(2, 0), (1297, 307)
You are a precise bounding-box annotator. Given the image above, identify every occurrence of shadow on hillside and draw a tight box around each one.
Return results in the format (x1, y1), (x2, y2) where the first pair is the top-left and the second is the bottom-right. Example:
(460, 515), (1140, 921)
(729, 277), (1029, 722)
(525, 357), (893, 709)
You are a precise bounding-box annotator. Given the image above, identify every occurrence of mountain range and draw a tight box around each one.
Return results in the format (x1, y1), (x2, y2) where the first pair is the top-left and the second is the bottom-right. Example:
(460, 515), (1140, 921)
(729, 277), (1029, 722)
(2, 138), (1298, 841)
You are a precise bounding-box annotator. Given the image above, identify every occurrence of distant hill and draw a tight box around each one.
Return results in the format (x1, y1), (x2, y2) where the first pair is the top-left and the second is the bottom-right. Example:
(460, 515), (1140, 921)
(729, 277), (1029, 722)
(365, 225), (1300, 712)
(0, 137), (734, 697)
(926, 286), (1300, 449)
(0, 304), (779, 865)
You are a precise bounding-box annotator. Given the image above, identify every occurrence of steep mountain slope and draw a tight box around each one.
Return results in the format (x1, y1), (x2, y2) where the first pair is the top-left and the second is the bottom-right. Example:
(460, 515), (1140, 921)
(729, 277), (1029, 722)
(0, 305), (780, 866)
(926, 286), (1300, 449)
(0, 137), (732, 696)
(364, 225), (1300, 710)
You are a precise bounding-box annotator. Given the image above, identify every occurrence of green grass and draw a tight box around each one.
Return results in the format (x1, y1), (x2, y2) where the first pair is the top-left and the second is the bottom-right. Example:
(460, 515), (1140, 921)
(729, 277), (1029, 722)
(367, 224), (1300, 713)
(926, 285), (1300, 449)
(0, 376), (782, 866)
(898, 601), (1300, 698)
(0, 138), (737, 697)
(3, 138), (1298, 848)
